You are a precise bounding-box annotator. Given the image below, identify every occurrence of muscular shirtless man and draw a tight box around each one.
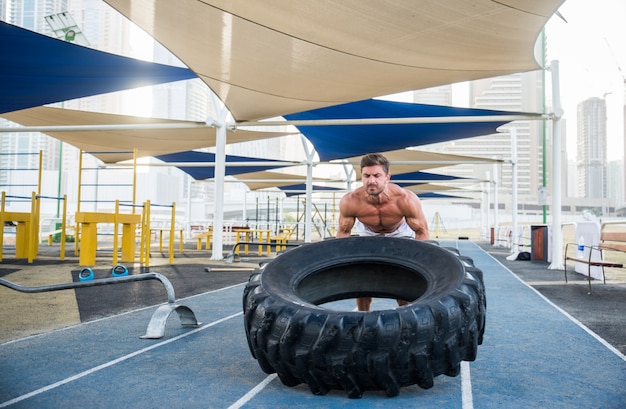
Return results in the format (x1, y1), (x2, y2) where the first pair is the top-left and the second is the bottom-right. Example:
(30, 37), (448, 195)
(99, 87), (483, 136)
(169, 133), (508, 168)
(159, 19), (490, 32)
(335, 153), (430, 311)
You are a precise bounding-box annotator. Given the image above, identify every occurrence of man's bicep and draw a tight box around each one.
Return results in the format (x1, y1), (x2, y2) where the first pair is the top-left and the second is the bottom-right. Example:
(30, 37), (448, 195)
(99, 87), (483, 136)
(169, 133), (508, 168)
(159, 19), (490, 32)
(405, 193), (430, 239)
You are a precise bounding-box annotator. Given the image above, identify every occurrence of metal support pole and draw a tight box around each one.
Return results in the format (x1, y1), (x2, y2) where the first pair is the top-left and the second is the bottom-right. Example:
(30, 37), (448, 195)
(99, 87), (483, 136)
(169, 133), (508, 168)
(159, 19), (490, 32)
(507, 128), (519, 259)
(480, 182), (486, 240)
(301, 136), (315, 243)
(211, 110), (228, 260)
(549, 60), (564, 270)
(492, 163), (499, 246)
(511, 128), (518, 249)
(486, 171), (491, 243)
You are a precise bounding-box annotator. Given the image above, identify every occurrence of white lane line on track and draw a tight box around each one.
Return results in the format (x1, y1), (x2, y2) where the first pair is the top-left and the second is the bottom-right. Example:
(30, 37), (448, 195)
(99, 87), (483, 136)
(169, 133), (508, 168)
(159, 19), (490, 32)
(461, 361), (474, 409)
(227, 374), (278, 409)
(0, 312), (243, 408)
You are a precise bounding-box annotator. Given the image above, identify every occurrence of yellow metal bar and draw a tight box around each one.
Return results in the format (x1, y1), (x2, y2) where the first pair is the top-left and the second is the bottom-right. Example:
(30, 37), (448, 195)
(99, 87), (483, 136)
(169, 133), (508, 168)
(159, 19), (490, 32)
(33, 192), (41, 260)
(60, 194), (67, 260)
(139, 203), (146, 265)
(75, 150), (83, 255)
(169, 202), (175, 264)
(74, 211), (140, 266)
(28, 192), (36, 263)
(144, 200), (150, 267)
(78, 219), (97, 266)
(121, 221), (137, 263)
(113, 200), (119, 265)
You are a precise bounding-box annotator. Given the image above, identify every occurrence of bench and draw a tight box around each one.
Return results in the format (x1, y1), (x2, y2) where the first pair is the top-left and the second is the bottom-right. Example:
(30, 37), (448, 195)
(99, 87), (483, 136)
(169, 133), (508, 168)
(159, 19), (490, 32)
(271, 228), (295, 252)
(194, 226), (250, 250)
(564, 227), (626, 294)
(150, 228), (184, 253)
(43, 227), (76, 246)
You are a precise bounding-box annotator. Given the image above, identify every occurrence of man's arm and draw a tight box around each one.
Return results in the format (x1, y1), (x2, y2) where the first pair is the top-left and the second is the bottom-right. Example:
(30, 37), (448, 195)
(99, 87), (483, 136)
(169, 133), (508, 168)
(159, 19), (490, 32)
(336, 195), (356, 238)
(401, 189), (430, 240)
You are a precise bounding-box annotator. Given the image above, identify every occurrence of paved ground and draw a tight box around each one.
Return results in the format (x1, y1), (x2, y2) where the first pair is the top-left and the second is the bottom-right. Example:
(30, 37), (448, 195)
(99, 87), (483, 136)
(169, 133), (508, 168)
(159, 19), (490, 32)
(481, 242), (626, 355)
(0, 239), (625, 407)
(0, 245), (263, 343)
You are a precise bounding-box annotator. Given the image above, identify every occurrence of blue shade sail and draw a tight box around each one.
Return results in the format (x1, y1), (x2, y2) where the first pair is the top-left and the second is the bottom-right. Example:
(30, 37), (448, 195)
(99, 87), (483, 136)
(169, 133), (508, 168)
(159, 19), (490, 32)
(0, 21), (197, 114)
(155, 151), (287, 180)
(285, 99), (523, 161)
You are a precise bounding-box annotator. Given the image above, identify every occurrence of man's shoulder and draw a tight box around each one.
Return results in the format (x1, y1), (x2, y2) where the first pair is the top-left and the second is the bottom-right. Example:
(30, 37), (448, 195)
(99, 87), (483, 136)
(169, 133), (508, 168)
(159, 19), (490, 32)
(339, 188), (364, 210)
(388, 183), (412, 197)
(343, 187), (364, 199)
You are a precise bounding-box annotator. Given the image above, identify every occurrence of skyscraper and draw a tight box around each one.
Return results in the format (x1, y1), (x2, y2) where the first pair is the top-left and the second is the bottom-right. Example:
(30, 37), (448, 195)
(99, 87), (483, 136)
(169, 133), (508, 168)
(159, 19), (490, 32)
(576, 97), (607, 199)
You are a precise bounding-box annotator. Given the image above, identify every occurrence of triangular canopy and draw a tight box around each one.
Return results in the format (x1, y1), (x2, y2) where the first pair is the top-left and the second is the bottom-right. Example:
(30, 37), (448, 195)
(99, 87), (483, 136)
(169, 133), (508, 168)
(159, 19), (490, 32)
(406, 183), (464, 192)
(277, 185), (344, 197)
(346, 148), (502, 177)
(0, 21), (196, 114)
(234, 171), (331, 191)
(154, 151), (298, 180)
(0, 107), (294, 163)
(391, 171), (471, 186)
(105, 0), (564, 121)
(419, 192), (471, 200)
(285, 99), (524, 161)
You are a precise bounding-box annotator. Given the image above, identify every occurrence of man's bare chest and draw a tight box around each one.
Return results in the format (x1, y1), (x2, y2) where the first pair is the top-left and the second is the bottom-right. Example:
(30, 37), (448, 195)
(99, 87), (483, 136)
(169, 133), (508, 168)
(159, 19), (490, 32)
(356, 202), (404, 228)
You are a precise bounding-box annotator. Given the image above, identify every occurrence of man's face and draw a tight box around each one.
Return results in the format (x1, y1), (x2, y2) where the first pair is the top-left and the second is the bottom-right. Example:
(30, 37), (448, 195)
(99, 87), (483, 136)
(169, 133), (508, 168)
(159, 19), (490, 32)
(361, 164), (390, 196)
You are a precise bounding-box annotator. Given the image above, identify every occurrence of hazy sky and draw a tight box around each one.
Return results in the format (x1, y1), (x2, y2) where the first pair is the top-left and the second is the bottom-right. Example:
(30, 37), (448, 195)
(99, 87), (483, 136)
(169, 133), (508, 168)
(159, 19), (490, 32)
(545, 0), (626, 161)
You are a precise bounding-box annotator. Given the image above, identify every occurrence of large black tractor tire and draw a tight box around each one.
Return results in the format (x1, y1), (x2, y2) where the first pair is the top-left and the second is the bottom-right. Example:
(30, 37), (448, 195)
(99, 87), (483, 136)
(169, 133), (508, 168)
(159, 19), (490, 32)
(242, 237), (486, 398)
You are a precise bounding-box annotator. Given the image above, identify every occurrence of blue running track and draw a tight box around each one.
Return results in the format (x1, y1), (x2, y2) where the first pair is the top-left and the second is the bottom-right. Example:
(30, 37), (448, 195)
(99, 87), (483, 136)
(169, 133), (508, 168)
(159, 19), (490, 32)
(1, 241), (624, 408)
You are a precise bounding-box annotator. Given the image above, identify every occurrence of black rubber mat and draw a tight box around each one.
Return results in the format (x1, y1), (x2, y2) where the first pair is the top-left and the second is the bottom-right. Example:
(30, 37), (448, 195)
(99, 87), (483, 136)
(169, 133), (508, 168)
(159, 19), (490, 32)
(0, 268), (20, 278)
(71, 264), (254, 322)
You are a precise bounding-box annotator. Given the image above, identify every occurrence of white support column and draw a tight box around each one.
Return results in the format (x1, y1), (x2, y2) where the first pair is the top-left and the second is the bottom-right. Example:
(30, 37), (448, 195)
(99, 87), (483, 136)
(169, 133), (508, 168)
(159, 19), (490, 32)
(485, 171), (491, 243)
(507, 128), (519, 260)
(300, 136), (315, 243)
(210, 110), (228, 260)
(549, 60), (564, 270)
(480, 182), (485, 240)
(186, 177), (192, 238)
(342, 161), (354, 191)
(492, 163), (499, 246)
(305, 161), (313, 242)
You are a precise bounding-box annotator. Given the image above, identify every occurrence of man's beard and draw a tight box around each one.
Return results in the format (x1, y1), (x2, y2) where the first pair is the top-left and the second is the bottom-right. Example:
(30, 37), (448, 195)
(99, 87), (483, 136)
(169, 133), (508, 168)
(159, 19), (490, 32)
(367, 184), (383, 196)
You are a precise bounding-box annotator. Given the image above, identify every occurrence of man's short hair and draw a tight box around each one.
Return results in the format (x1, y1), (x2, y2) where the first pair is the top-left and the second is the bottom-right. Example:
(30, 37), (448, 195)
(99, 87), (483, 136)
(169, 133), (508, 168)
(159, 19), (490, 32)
(360, 153), (390, 175)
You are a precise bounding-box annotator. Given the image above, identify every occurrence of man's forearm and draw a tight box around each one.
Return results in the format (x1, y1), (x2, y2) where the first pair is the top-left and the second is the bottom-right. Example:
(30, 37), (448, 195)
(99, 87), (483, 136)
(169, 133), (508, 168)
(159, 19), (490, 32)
(336, 229), (352, 238)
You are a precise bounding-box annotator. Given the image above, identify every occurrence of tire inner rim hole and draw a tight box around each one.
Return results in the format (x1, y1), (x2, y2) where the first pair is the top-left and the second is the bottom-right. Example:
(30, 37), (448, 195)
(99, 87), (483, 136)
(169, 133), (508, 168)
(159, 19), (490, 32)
(296, 262), (428, 311)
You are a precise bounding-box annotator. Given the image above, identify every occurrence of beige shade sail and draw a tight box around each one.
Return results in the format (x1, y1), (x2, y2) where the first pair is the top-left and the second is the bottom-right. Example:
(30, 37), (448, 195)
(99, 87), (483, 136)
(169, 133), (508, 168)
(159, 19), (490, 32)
(344, 149), (502, 178)
(1, 107), (295, 163)
(227, 149), (491, 193)
(104, 0), (564, 121)
(233, 171), (331, 191)
(407, 183), (465, 192)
